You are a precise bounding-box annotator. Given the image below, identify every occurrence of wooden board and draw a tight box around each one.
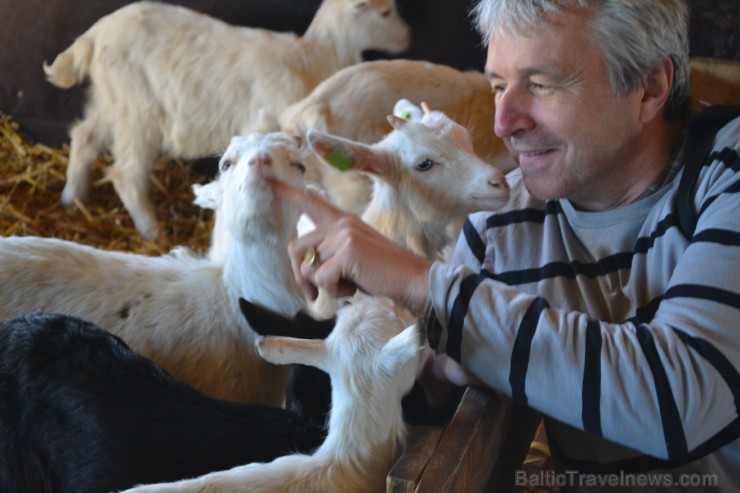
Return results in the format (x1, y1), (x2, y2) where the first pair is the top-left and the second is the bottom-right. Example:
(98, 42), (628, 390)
(388, 386), (538, 493)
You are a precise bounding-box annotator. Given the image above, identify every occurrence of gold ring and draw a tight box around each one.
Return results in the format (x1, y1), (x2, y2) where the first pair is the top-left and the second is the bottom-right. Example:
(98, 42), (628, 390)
(304, 246), (321, 268)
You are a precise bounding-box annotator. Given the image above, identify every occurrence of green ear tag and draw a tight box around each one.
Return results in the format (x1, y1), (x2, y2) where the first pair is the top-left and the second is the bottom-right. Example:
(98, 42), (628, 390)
(325, 147), (352, 172)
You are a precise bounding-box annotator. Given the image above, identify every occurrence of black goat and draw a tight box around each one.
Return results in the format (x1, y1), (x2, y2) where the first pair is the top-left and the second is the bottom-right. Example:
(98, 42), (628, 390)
(0, 311), (324, 493)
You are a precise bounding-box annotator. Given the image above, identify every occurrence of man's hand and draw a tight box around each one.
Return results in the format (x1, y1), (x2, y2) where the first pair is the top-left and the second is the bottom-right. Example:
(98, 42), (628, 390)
(271, 180), (432, 313)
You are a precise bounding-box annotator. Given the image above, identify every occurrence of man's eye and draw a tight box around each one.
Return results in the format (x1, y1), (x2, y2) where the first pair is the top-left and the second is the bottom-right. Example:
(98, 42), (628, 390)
(529, 81), (552, 93)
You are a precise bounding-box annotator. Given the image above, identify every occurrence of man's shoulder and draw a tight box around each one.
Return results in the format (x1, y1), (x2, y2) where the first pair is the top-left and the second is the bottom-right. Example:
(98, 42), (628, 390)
(672, 109), (740, 237)
(715, 111), (740, 145)
(692, 110), (739, 191)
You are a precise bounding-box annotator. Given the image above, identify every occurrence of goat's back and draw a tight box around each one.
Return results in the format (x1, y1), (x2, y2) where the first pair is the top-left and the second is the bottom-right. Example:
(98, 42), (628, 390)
(0, 311), (324, 493)
(76, 2), (316, 157)
(280, 59), (513, 167)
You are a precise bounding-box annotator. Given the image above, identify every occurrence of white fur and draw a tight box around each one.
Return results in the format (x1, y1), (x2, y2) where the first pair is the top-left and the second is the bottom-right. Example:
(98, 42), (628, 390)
(0, 132), (309, 404)
(43, 0), (410, 239)
(118, 296), (420, 493)
(279, 59), (517, 215)
(308, 102), (511, 260)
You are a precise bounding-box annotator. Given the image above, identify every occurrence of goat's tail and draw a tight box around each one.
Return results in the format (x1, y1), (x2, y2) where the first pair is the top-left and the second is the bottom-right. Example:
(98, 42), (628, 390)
(42, 35), (94, 89)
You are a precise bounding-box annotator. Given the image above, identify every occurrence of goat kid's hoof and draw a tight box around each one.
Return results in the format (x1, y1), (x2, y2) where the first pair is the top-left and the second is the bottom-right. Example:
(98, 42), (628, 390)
(60, 187), (86, 208)
(133, 220), (160, 241)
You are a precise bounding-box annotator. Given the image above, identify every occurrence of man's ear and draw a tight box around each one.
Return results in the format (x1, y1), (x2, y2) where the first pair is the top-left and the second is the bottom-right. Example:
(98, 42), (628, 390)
(639, 57), (674, 123)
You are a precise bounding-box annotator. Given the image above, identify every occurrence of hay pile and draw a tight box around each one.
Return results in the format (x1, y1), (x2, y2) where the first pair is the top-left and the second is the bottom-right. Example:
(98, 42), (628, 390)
(0, 113), (213, 256)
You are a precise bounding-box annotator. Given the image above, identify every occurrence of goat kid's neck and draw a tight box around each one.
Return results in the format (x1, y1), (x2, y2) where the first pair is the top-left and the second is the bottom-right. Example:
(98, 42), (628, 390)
(363, 184), (451, 261)
(223, 239), (304, 317)
(302, 22), (362, 78)
(323, 385), (407, 453)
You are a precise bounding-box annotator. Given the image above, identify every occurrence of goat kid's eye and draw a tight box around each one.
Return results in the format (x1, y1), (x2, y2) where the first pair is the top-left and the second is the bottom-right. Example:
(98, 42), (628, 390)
(293, 162), (307, 175)
(415, 159), (436, 172)
(220, 158), (235, 173)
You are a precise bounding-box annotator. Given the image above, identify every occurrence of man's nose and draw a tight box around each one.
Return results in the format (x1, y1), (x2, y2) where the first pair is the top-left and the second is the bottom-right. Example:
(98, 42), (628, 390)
(494, 88), (535, 138)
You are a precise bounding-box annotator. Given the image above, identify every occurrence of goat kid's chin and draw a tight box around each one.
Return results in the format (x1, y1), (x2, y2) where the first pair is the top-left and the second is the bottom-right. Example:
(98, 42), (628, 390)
(469, 193), (510, 212)
(470, 180), (511, 211)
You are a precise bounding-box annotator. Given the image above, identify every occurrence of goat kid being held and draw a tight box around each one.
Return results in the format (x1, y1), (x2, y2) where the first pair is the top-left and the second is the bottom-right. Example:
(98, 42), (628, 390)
(0, 132), (307, 405)
(279, 60), (517, 215)
(306, 100), (509, 259)
(297, 101), (510, 318)
(43, 0), (410, 239)
(307, 101), (510, 261)
(119, 296), (421, 493)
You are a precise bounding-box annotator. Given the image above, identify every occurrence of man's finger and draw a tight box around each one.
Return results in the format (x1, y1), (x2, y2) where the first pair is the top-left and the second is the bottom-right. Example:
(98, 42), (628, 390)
(271, 180), (345, 226)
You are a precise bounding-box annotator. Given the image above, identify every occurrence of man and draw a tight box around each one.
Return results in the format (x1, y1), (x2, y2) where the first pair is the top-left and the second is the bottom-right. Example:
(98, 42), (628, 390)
(277, 0), (739, 490)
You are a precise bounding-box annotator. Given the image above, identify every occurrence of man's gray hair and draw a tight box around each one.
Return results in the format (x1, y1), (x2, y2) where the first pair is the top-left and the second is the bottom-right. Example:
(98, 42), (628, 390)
(471, 0), (690, 120)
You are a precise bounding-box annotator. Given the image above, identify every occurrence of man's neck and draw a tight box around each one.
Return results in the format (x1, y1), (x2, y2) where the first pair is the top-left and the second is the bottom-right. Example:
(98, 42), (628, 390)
(570, 118), (686, 211)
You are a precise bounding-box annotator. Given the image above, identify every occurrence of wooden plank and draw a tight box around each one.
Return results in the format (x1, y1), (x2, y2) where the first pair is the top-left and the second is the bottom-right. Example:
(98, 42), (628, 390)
(485, 407), (543, 492)
(387, 425), (444, 493)
(414, 386), (513, 493)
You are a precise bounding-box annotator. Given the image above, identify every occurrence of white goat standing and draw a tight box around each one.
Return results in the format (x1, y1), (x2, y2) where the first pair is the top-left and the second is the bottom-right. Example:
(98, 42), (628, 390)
(0, 132), (308, 405)
(279, 59), (516, 215)
(43, 0), (410, 239)
(118, 295), (421, 493)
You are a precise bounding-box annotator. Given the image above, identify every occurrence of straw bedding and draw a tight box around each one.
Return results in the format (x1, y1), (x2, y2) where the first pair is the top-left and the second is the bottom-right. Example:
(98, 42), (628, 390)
(0, 112), (213, 256)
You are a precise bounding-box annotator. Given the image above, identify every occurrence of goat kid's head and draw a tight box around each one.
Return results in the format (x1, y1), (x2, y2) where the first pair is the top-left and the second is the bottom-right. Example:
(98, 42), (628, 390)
(241, 296), (420, 397)
(306, 101), (510, 224)
(316, 0), (411, 56)
(192, 132), (308, 243)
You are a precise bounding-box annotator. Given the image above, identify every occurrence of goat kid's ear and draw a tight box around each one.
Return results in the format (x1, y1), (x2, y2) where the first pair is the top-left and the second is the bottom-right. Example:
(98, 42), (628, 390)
(306, 129), (384, 176)
(392, 98), (424, 121)
(256, 336), (329, 370)
(192, 181), (222, 210)
(239, 298), (335, 339)
(387, 114), (409, 130)
(378, 325), (421, 376)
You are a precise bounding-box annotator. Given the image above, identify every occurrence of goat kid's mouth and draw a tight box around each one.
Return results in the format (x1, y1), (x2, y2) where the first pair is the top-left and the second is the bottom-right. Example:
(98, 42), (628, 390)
(243, 169), (277, 190)
(469, 193), (510, 210)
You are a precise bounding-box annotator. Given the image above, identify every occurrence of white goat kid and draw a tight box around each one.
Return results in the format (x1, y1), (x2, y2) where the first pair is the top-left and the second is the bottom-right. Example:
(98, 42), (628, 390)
(279, 59), (516, 215)
(118, 296), (421, 493)
(307, 102), (511, 260)
(43, 0), (410, 239)
(0, 133), (308, 405)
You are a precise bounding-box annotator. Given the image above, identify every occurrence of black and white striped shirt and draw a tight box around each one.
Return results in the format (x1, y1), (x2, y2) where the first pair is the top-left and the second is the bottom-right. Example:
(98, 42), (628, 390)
(427, 115), (740, 491)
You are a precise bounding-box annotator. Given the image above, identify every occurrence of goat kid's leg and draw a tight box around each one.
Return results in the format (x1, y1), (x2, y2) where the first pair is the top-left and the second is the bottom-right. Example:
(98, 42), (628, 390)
(61, 106), (110, 206)
(118, 463), (259, 493)
(108, 133), (161, 240)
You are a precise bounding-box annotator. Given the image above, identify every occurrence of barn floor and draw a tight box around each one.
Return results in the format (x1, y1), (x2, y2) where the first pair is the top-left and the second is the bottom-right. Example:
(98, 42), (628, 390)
(0, 112), (213, 256)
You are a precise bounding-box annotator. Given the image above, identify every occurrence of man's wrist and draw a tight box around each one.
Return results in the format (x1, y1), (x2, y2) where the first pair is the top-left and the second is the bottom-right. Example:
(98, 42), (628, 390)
(404, 258), (432, 317)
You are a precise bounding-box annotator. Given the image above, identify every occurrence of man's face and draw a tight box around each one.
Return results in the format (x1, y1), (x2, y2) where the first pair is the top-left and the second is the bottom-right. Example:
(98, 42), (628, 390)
(485, 8), (646, 210)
